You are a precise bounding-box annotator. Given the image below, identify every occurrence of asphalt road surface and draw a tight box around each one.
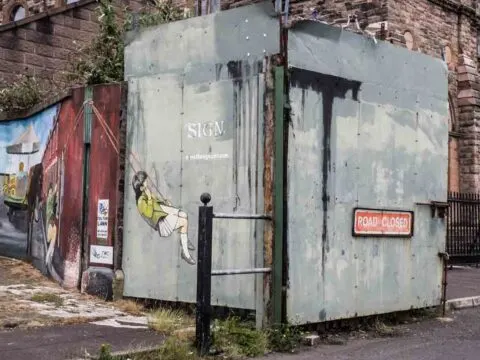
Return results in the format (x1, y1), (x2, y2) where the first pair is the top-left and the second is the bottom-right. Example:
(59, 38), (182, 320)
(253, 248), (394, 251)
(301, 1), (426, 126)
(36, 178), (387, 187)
(2, 308), (480, 360)
(262, 307), (480, 360)
(0, 323), (165, 360)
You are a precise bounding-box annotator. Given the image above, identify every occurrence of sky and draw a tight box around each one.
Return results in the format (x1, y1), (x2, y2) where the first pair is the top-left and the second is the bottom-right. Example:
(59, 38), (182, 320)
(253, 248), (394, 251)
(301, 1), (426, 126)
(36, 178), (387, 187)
(0, 105), (58, 175)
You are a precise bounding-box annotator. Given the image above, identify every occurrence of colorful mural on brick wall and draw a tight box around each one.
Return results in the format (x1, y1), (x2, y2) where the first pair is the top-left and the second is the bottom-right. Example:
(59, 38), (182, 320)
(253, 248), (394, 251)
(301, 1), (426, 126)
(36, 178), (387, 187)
(0, 106), (58, 261)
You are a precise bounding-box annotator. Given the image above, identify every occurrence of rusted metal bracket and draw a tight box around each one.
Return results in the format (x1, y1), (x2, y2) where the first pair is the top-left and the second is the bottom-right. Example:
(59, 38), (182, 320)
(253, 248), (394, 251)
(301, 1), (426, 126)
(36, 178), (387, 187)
(438, 251), (450, 261)
(416, 201), (449, 219)
(438, 251), (450, 316)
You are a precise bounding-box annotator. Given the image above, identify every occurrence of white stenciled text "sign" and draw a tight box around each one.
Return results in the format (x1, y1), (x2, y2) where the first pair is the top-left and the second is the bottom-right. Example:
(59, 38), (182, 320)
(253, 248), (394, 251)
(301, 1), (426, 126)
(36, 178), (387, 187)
(185, 121), (225, 139)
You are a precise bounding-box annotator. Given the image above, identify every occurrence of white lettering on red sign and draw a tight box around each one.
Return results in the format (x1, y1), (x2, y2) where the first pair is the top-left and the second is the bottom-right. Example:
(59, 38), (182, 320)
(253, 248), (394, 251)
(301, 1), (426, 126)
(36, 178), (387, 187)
(353, 209), (413, 236)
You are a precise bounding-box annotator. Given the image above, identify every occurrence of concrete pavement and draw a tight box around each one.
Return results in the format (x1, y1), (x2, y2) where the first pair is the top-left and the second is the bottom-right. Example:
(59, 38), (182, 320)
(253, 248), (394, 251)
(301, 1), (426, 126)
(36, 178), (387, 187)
(260, 307), (480, 360)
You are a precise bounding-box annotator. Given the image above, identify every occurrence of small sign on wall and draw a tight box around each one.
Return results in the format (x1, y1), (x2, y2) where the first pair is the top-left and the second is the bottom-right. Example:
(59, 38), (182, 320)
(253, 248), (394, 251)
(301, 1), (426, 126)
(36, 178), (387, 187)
(96, 199), (109, 239)
(353, 208), (414, 237)
(90, 245), (113, 265)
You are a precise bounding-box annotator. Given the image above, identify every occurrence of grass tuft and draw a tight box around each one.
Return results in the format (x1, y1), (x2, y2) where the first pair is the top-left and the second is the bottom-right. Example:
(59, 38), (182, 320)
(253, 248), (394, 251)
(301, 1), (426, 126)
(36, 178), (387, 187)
(147, 308), (191, 334)
(95, 337), (197, 360)
(30, 292), (64, 307)
(97, 343), (114, 360)
(114, 299), (145, 316)
(157, 337), (197, 360)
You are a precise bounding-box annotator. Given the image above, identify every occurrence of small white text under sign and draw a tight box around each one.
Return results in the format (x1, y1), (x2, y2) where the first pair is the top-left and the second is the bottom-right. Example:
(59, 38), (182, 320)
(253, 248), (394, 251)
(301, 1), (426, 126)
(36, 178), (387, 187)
(90, 245), (113, 265)
(96, 199), (109, 239)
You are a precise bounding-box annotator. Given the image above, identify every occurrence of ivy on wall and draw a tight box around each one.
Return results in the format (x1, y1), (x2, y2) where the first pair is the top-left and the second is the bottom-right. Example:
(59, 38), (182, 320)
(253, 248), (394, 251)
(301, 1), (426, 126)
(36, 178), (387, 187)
(67, 0), (125, 85)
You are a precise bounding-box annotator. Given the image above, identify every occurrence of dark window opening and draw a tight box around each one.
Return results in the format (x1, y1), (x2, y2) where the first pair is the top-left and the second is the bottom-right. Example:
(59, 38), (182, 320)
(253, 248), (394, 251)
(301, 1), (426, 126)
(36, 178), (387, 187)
(10, 5), (26, 22)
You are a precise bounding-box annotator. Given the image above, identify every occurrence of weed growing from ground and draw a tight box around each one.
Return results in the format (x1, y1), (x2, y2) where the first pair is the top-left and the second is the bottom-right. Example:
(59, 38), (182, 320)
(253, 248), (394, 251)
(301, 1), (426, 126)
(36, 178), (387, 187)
(97, 316), (305, 359)
(98, 344), (114, 360)
(212, 317), (268, 358)
(157, 336), (197, 360)
(266, 323), (303, 353)
(95, 337), (197, 360)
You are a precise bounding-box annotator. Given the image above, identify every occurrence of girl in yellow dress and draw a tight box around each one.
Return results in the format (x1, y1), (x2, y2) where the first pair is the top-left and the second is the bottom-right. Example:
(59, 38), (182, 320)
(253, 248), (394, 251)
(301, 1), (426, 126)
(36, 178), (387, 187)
(132, 171), (196, 265)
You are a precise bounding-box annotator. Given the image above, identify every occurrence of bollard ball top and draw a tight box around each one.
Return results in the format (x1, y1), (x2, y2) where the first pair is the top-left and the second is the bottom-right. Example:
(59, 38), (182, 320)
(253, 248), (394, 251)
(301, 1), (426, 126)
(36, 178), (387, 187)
(200, 193), (211, 205)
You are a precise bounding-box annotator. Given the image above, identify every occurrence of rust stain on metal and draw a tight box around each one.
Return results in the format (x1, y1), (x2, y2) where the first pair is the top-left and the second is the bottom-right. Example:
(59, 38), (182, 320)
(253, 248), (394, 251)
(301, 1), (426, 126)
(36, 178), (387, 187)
(87, 84), (123, 252)
(59, 89), (85, 267)
(114, 83), (128, 271)
(263, 56), (276, 321)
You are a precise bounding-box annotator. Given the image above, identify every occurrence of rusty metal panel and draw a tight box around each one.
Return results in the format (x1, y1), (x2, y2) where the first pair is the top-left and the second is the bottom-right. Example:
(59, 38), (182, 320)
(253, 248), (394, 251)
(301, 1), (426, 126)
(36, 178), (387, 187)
(55, 90), (86, 287)
(24, 85), (124, 288)
(286, 21), (448, 323)
(29, 89), (86, 288)
(123, 3), (278, 309)
(87, 84), (123, 254)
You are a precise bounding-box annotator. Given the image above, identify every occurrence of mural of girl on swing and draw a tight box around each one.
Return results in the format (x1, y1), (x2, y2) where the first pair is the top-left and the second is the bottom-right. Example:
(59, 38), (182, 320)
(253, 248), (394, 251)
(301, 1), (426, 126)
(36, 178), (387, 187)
(130, 153), (196, 265)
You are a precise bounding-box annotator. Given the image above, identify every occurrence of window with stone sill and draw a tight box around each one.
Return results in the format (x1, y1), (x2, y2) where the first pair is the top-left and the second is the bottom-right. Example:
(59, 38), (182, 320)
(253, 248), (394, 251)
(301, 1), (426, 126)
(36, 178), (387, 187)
(9, 4), (25, 21)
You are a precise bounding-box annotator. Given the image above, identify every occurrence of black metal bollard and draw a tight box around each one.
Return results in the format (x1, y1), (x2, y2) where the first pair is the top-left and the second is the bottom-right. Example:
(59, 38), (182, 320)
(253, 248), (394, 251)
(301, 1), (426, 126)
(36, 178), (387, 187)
(196, 193), (213, 356)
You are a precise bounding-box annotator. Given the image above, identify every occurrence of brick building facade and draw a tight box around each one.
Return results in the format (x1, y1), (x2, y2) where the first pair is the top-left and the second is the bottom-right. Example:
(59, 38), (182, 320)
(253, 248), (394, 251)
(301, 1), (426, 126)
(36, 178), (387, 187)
(0, 0), (478, 192)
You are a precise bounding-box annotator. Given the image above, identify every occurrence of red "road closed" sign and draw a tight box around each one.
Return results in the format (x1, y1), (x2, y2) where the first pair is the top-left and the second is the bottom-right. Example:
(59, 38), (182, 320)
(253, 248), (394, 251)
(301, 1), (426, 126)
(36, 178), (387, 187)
(353, 208), (414, 237)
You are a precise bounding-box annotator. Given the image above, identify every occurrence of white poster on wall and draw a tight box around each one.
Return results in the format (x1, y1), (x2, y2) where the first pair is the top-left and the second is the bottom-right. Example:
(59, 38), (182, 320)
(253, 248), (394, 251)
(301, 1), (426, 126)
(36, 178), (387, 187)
(90, 245), (113, 265)
(96, 199), (109, 239)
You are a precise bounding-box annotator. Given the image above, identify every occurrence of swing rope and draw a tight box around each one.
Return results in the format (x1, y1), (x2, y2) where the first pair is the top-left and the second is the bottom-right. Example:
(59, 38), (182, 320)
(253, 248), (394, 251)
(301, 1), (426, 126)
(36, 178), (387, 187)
(90, 103), (169, 202)
(62, 100), (90, 156)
